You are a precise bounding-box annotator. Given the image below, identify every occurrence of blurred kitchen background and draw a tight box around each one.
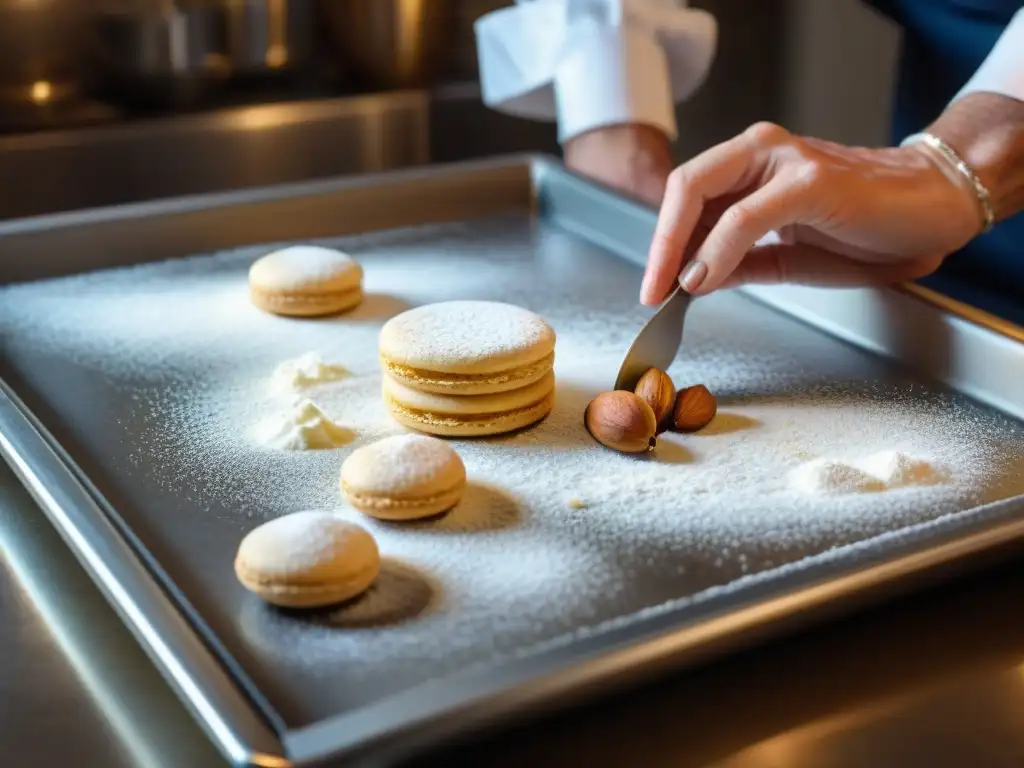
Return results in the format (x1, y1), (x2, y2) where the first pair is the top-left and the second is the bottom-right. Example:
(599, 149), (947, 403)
(0, 0), (901, 221)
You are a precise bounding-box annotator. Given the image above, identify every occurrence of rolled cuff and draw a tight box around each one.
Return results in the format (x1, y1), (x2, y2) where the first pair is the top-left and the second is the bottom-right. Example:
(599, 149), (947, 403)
(953, 9), (1024, 105)
(474, 1), (717, 146)
(554, 21), (676, 143)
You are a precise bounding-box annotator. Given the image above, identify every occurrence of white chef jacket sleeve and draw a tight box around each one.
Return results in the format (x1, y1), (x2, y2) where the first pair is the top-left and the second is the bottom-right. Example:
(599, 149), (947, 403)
(474, 0), (717, 143)
(953, 8), (1024, 104)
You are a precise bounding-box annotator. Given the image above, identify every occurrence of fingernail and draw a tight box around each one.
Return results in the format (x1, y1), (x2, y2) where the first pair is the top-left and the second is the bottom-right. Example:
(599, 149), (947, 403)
(679, 261), (707, 293)
(639, 272), (656, 305)
(643, 282), (659, 307)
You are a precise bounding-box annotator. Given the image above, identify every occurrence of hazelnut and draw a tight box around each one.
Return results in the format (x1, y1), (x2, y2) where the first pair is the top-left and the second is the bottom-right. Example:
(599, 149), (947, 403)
(584, 391), (658, 453)
(672, 384), (717, 432)
(634, 367), (676, 431)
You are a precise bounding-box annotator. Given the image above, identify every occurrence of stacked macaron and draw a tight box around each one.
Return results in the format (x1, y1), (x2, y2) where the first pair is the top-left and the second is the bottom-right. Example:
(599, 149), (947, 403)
(378, 301), (556, 437)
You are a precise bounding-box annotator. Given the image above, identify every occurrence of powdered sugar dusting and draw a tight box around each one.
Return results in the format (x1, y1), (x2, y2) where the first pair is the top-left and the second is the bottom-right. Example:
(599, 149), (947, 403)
(237, 510), (375, 576)
(341, 435), (463, 495)
(379, 300), (555, 372)
(249, 245), (361, 290)
(1, 213), (1022, 725)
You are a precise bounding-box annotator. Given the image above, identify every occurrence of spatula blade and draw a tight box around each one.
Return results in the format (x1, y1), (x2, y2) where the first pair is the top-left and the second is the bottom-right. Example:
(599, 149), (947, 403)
(614, 287), (691, 391)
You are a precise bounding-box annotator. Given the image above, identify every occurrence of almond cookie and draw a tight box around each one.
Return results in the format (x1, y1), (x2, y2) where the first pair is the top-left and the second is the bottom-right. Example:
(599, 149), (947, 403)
(234, 511), (379, 608)
(249, 245), (363, 317)
(341, 434), (466, 520)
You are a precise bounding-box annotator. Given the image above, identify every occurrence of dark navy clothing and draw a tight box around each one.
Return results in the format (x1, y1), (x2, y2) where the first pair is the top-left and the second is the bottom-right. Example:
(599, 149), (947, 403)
(867, 0), (1024, 323)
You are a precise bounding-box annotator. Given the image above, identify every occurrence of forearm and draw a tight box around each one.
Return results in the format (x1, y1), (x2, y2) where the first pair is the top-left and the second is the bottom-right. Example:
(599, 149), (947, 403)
(562, 123), (675, 204)
(925, 93), (1024, 224)
(915, 9), (1024, 226)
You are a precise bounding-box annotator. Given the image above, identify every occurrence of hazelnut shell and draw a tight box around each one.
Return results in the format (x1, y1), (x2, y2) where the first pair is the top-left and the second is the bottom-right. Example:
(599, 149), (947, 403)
(584, 391), (658, 453)
(672, 384), (717, 432)
(634, 367), (676, 431)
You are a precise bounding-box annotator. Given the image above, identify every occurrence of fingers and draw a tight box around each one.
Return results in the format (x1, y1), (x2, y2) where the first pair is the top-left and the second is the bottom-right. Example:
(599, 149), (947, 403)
(719, 245), (943, 289)
(637, 120), (952, 299)
(686, 176), (811, 295)
(640, 129), (771, 306)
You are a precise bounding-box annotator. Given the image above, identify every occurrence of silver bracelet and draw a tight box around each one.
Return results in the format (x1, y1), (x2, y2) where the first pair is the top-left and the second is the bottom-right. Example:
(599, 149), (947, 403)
(900, 131), (995, 234)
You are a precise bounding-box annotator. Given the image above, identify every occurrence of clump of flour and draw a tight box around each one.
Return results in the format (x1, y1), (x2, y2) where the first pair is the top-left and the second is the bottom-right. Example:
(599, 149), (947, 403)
(255, 399), (353, 451)
(790, 451), (948, 495)
(856, 450), (948, 487)
(789, 458), (886, 495)
(269, 352), (348, 395)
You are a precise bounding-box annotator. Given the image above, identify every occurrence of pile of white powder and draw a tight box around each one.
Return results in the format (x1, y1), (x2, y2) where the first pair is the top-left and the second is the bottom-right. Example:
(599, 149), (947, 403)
(1, 214), (1021, 721)
(254, 398), (352, 451)
(788, 450), (948, 495)
(268, 351), (348, 395)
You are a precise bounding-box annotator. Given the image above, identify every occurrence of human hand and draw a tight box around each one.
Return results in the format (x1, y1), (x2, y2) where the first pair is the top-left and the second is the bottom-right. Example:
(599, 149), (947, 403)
(639, 121), (982, 306)
(563, 123), (675, 206)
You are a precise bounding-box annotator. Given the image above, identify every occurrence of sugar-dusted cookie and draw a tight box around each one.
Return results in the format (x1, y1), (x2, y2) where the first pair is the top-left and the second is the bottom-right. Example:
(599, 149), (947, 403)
(234, 511), (379, 608)
(249, 245), (363, 317)
(341, 434), (466, 520)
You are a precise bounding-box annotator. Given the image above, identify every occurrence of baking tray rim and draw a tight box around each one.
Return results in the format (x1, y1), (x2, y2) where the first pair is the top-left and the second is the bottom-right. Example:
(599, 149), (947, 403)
(0, 379), (288, 767)
(1, 153), (1024, 767)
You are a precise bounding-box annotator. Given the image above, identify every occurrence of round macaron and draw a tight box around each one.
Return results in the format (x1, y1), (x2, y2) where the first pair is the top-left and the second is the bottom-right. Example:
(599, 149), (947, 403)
(340, 434), (467, 520)
(249, 245), (363, 317)
(234, 511), (379, 608)
(383, 370), (555, 437)
(379, 301), (555, 396)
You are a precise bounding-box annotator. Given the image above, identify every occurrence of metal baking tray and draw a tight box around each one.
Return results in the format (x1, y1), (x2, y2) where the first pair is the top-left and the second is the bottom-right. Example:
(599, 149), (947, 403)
(1, 155), (1023, 767)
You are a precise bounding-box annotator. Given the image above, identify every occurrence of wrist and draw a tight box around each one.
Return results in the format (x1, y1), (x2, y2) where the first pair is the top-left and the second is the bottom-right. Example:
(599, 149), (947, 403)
(924, 92), (1024, 224)
(563, 123), (674, 204)
(900, 140), (986, 243)
(564, 123), (674, 166)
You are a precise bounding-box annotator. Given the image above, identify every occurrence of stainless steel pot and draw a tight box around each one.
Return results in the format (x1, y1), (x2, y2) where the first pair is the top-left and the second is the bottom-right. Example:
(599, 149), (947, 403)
(0, 0), (91, 108)
(223, 0), (316, 77)
(92, 1), (231, 108)
(320, 0), (454, 90)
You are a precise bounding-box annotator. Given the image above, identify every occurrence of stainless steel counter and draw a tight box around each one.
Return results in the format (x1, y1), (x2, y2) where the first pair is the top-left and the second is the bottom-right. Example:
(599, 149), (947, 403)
(0, 461), (223, 768)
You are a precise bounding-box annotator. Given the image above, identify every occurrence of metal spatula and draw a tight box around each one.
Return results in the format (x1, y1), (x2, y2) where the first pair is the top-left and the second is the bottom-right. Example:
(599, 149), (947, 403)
(614, 285), (692, 391)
